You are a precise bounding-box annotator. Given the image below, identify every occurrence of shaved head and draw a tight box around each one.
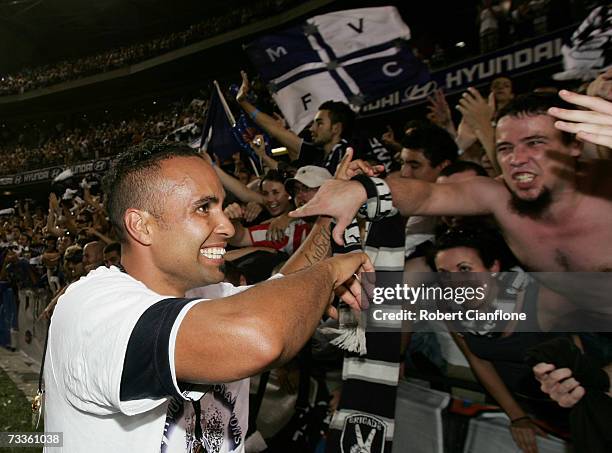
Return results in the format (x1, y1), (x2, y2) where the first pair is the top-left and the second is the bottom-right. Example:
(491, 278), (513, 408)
(83, 241), (105, 267)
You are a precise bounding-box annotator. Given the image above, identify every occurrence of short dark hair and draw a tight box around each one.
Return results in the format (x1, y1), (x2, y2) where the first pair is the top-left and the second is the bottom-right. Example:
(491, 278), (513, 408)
(402, 123), (458, 167)
(495, 92), (575, 145)
(103, 242), (121, 255)
(104, 141), (204, 243)
(439, 161), (489, 178)
(64, 245), (84, 264)
(318, 101), (355, 139)
(427, 226), (505, 269)
(491, 75), (513, 86)
(77, 211), (93, 223)
(428, 224), (516, 271)
(258, 168), (291, 192)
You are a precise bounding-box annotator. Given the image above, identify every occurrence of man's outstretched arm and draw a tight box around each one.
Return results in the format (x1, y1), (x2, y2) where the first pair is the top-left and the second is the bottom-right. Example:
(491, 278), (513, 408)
(280, 149), (382, 272)
(289, 175), (500, 245)
(175, 252), (373, 383)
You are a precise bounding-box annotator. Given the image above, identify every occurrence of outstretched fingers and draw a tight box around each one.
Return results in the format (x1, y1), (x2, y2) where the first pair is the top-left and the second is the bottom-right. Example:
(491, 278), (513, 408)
(558, 89), (612, 115)
(335, 148), (354, 180)
(575, 131), (612, 148)
(549, 107), (612, 126)
(335, 280), (361, 311)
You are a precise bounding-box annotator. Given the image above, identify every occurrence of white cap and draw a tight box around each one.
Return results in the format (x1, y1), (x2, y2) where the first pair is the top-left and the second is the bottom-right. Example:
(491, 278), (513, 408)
(285, 166), (332, 193)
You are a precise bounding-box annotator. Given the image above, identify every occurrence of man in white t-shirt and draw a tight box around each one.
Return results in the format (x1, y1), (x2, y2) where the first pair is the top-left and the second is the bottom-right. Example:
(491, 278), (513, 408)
(44, 142), (373, 452)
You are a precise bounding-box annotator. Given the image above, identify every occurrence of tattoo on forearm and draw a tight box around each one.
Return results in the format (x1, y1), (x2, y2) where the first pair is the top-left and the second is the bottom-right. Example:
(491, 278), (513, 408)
(304, 225), (331, 266)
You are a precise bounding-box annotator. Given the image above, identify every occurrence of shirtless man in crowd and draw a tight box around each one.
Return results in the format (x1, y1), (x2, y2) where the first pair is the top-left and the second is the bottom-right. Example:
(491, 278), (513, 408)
(290, 90), (612, 408)
(293, 91), (612, 273)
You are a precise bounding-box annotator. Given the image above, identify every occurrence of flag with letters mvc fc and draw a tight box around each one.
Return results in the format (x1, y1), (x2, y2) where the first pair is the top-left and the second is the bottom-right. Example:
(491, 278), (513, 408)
(244, 6), (430, 133)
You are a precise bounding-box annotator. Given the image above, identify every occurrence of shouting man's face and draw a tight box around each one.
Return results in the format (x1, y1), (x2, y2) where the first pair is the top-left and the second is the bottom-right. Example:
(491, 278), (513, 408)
(496, 114), (581, 217)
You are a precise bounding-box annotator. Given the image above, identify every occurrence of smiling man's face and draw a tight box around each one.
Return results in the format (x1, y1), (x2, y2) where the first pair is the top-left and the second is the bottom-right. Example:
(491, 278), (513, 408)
(148, 156), (235, 292)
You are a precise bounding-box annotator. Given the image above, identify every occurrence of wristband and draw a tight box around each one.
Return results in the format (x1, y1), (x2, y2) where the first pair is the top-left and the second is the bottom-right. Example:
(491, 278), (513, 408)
(351, 175), (396, 221)
(250, 108), (260, 121)
(351, 174), (378, 198)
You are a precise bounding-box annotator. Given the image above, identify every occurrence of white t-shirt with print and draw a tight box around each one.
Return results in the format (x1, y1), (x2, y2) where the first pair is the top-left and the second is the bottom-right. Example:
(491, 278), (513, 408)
(44, 266), (249, 453)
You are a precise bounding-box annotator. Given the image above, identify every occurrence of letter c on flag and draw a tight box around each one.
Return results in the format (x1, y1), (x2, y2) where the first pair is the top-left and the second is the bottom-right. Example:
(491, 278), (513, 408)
(382, 61), (403, 77)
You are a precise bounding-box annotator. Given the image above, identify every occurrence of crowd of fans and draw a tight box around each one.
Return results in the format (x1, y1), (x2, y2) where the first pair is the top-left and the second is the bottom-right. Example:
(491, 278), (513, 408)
(0, 0), (300, 96)
(477, 0), (573, 53)
(0, 1), (598, 179)
(417, 0), (593, 70)
(1, 61), (611, 450)
(0, 97), (206, 175)
(1, 2), (611, 448)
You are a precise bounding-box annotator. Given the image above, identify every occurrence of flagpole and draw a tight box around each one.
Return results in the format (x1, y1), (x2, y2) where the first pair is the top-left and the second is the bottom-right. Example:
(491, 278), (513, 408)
(214, 80), (236, 127)
(247, 156), (260, 178)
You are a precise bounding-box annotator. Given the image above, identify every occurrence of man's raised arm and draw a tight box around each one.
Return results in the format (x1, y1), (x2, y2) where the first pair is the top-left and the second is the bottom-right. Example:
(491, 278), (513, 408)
(202, 152), (265, 205)
(236, 71), (302, 158)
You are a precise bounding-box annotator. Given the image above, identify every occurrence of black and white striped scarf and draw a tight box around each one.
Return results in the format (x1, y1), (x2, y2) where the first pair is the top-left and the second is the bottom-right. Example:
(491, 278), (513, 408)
(327, 178), (404, 453)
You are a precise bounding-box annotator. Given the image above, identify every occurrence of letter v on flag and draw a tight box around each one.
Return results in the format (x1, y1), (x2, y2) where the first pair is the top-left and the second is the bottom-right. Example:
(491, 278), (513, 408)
(244, 6), (430, 133)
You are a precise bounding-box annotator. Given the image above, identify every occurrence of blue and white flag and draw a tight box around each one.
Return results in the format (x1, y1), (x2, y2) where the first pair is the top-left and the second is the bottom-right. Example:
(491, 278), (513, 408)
(245, 6), (430, 132)
(198, 81), (269, 175)
(200, 80), (239, 160)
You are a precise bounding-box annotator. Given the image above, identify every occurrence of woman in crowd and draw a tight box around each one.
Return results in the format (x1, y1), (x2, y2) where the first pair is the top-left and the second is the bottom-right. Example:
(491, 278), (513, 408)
(257, 169), (294, 220)
(226, 167), (331, 256)
(429, 225), (575, 452)
(209, 147), (292, 216)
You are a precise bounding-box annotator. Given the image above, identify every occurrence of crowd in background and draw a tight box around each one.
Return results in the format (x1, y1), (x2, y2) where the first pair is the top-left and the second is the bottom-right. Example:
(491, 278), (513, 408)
(0, 98), (206, 175)
(0, 0), (300, 96)
(0, 0), (599, 179)
(0, 0), (591, 96)
(477, 0), (572, 53)
(426, 0), (580, 69)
